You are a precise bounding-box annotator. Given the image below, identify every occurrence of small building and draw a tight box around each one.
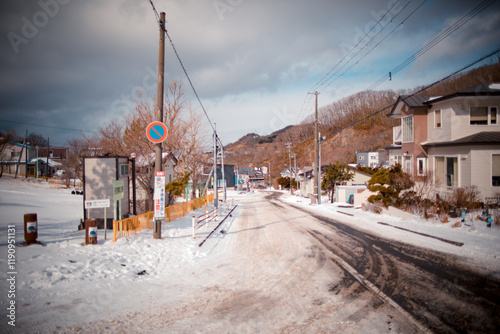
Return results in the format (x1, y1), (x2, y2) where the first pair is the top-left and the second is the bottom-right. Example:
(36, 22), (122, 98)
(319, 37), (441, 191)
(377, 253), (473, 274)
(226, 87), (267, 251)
(356, 151), (388, 168)
(236, 167), (263, 188)
(82, 156), (136, 229)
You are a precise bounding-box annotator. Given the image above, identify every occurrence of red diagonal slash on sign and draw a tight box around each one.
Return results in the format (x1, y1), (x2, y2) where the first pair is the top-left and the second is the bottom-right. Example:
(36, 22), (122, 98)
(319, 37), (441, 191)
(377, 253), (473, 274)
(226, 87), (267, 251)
(146, 122), (168, 143)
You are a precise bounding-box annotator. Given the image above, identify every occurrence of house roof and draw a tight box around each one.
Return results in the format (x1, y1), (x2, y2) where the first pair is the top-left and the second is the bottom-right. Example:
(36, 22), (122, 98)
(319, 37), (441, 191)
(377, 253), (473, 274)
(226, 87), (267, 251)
(30, 158), (62, 167)
(389, 95), (434, 117)
(8, 141), (35, 149)
(386, 95), (435, 118)
(383, 144), (402, 150)
(422, 131), (500, 148)
(423, 83), (500, 105)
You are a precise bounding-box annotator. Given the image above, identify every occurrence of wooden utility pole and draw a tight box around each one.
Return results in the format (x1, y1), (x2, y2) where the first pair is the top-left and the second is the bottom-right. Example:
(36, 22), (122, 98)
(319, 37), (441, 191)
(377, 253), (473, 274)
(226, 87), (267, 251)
(153, 11), (166, 239)
(309, 91), (320, 203)
(46, 137), (49, 178)
(213, 125), (218, 209)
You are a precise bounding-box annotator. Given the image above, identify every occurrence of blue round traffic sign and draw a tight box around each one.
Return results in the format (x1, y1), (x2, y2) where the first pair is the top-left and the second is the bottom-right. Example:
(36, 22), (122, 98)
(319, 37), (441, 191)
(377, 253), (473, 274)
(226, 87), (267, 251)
(146, 122), (168, 143)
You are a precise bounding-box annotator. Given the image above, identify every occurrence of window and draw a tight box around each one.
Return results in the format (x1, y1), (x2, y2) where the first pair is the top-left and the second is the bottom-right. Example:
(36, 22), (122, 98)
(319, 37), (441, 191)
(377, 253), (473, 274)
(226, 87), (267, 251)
(120, 164), (129, 176)
(471, 106), (498, 125)
(402, 115), (414, 143)
(435, 157), (445, 185)
(417, 158), (426, 176)
(395, 155), (402, 166)
(435, 156), (458, 187)
(404, 156), (412, 174)
(493, 155), (500, 186)
(446, 157), (458, 187)
(435, 110), (441, 128)
(470, 107), (488, 125)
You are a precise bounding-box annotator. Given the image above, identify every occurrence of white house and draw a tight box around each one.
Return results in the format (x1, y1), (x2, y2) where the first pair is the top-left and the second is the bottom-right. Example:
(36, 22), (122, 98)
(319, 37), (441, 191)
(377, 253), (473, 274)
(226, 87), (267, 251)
(386, 83), (500, 201)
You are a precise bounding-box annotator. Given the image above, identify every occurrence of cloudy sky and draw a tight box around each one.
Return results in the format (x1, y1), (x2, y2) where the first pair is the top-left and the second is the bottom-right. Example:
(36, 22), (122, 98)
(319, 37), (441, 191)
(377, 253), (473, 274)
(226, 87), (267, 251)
(1, 0), (499, 146)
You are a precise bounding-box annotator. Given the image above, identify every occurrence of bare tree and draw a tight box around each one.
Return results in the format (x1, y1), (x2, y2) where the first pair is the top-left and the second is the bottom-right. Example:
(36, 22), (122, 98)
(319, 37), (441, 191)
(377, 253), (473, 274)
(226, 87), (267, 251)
(0, 131), (16, 177)
(27, 132), (47, 147)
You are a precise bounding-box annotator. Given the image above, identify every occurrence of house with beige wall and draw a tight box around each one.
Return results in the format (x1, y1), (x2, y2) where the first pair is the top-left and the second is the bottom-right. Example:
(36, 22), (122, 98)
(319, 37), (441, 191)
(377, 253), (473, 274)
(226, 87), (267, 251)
(387, 83), (500, 201)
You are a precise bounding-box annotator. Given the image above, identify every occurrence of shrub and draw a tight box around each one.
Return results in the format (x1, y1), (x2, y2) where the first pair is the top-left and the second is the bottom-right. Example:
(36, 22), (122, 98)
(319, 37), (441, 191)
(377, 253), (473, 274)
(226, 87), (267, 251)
(363, 202), (383, 214)
(367, 164), (414, 207)
(447, 186), (481, 211)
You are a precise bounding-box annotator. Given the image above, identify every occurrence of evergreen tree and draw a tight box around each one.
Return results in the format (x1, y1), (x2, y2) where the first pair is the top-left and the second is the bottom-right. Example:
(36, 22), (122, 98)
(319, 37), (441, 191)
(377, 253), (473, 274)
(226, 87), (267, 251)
(165, 172), (190, 206)
(322, 162), (354, 203)
(367, 164), (413, 207)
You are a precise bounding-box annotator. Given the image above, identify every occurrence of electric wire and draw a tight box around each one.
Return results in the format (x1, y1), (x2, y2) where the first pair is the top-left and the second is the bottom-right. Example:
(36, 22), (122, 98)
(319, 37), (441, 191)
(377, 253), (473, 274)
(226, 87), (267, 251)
(311, 0), (409, 91)
(326, 0), (427, 90)
(328, 48), (500, 140)
(147, 0), (221, 145)
(293, 47), (500, 167)
(320, 0), (422, 90)
(0, 119), (97, 134)
(366, 0), (497, 91)
(296, 0), (424, 125)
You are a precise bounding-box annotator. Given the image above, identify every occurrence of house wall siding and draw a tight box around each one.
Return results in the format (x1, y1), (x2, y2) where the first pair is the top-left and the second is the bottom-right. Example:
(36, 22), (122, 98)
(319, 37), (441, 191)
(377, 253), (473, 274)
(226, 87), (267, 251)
(427, 146), (470, 188)
(428, 97), (500, 142)
(471, 147), (500, 197)
(427, 145), (500, 200)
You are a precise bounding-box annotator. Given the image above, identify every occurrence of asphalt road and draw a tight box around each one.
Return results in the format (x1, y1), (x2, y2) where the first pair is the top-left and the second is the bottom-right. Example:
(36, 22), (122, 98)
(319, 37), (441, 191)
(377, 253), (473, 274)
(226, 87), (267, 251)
(268, 191), (500, 334)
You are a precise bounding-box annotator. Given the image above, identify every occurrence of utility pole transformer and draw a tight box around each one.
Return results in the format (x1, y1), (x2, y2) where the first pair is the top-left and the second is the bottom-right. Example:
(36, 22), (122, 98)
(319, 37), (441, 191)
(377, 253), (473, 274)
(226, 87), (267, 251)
(153, 11), (165, 239)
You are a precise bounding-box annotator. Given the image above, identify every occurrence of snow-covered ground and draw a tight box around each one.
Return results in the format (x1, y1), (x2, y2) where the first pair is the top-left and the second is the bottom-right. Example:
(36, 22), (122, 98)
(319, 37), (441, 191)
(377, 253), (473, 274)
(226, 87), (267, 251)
(1, 178), (499, 332)
(281, 192), (500, 277)
(0, 177), (239, 332)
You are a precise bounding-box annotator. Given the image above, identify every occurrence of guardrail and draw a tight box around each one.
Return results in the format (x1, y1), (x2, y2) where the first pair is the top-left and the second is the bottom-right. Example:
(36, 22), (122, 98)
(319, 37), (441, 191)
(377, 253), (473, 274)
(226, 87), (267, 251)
(113, 193), (214, 242)
(192, 208), (218, 239)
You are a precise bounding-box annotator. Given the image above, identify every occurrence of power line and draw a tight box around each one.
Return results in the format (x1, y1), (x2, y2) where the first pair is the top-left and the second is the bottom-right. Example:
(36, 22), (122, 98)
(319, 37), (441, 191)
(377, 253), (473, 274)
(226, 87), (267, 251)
(0, 118), (97, 133)
(296, 0), (424, 124)
(293, 47), (500, 167)
(366, 0), (497, 91)
(326, 0), (427, 90)
(330, 47), (500, 138)
(318, 0), (421, 90)
(147, 0), (219, 142)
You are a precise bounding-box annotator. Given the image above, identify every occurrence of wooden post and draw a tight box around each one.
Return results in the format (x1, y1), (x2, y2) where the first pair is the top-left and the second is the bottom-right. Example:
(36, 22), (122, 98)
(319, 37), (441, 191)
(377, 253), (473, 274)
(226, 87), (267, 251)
(23, 213), (38, 245)
(192, 216), (196, 239)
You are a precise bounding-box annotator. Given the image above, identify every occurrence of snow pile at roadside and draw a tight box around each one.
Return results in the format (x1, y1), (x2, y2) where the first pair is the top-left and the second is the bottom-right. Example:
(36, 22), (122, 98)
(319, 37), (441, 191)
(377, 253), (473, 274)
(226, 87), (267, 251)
(282, 193), (500, 275)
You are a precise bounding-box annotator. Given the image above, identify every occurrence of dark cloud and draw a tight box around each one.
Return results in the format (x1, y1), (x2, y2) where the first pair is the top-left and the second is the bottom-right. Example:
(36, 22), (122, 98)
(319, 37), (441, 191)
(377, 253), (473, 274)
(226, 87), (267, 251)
(0, 0), (499, 145)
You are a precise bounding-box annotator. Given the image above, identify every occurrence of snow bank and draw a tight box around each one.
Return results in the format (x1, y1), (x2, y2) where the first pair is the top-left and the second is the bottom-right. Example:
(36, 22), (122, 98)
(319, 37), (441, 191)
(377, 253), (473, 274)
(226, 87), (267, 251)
(0, 178), (241, 331)
(282, 193), (500, 276)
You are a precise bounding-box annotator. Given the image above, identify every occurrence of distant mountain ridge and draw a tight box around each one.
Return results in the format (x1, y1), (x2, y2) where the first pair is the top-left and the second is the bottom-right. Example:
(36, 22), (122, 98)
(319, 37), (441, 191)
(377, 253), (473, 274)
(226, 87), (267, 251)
(224, 60), (500, 182)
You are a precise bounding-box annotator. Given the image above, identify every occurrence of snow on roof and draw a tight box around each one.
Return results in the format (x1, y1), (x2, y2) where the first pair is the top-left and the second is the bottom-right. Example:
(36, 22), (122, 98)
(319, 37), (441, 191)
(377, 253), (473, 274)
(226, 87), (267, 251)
(135, 152), (176, 168)
(489, 83), (500, 90)
(29, 158), (62, 167)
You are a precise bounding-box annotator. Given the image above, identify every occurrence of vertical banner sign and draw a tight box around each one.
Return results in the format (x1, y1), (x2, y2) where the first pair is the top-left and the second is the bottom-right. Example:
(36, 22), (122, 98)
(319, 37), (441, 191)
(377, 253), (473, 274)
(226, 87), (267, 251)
(113, 180), (124, 221)
(154, 171), (166, 221)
